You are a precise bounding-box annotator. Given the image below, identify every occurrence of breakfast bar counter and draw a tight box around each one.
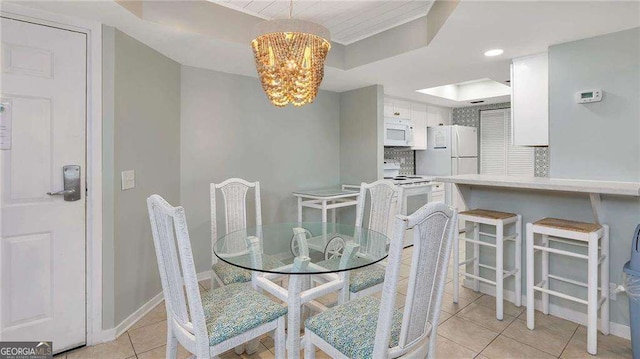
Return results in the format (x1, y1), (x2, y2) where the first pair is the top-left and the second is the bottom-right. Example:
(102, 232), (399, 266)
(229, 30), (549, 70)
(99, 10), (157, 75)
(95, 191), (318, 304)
(436, 174), (640, 196)
(436, 174), (640, 224)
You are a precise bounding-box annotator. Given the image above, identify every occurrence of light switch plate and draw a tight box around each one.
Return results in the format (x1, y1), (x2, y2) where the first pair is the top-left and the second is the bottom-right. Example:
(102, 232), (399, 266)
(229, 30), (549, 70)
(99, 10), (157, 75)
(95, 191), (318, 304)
(121, 170), (135, 190)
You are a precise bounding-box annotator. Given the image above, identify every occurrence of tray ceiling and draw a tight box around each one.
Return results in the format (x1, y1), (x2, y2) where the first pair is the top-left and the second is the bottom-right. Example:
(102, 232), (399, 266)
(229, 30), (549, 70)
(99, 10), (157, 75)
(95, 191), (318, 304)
(214, 0), (435, 44)
(9, 1), (639, 107)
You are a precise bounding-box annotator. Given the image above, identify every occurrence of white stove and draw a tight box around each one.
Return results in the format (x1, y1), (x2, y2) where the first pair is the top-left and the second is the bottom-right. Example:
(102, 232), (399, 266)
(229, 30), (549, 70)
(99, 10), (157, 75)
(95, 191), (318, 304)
(378, 172), (443, 247)
(383, 160), (435, 187)
(383, 175), (434, 187)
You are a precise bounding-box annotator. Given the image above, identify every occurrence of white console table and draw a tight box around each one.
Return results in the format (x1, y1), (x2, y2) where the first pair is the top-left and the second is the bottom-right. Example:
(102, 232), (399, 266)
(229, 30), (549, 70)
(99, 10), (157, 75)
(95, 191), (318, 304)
(293, 187), (360, 223)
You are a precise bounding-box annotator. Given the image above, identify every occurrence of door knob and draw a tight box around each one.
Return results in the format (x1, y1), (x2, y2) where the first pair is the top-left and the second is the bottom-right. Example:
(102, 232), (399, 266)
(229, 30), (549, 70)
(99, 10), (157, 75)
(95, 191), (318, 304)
(47, 165), (81, 201)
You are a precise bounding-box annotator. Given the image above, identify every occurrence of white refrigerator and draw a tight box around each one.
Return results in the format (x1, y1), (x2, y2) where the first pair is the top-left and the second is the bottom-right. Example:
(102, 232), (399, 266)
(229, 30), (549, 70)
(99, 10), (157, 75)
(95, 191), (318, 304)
(416, 125), (478, 207)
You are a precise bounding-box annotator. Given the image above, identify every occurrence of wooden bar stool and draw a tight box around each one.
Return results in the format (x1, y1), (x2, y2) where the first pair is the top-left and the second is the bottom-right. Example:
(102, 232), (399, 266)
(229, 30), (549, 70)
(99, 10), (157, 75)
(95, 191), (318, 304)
(526, 218), (609, 355)
(453, 209), (522, 320)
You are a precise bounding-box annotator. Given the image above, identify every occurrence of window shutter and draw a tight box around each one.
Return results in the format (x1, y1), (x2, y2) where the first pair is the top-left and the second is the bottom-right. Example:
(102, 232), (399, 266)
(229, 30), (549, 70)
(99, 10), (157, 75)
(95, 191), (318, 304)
(480, 110), (506, 175)
(480, 109), (534, 176)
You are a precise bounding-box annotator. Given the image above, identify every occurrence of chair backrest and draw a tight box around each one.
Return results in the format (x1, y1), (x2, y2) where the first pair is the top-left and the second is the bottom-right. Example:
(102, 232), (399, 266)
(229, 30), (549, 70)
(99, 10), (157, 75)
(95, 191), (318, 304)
(147, 195), (209, 357)
(355, 180), (404, 242)
(211, 178), (262, 255)
(372, 202), (456, 358)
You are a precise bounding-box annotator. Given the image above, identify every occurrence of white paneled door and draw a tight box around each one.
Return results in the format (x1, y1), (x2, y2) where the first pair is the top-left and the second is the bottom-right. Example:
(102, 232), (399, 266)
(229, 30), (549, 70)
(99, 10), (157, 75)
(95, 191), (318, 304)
(1, 18), (86, 353)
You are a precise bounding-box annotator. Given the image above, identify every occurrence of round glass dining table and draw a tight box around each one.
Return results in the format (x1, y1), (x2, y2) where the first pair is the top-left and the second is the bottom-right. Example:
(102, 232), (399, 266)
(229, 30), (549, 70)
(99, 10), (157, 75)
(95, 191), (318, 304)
(213, 222), (389, 358)
(213, 222), (390, 274)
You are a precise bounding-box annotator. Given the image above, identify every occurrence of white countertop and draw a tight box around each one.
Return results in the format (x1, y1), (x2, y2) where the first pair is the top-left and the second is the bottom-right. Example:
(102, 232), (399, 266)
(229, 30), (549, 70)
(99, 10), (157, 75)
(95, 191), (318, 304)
(436, 174), (640, 197)
(415, 174), (438, 181)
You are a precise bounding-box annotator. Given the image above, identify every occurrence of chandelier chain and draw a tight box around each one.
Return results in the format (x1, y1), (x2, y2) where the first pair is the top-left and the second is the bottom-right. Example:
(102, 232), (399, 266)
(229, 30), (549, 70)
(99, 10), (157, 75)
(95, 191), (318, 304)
(289, 0), (293, 19)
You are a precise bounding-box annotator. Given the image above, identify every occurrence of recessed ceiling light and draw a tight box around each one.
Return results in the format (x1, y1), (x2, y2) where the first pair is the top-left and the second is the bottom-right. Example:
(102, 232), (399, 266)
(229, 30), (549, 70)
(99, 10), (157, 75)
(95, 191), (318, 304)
(484, 49), (504, 57)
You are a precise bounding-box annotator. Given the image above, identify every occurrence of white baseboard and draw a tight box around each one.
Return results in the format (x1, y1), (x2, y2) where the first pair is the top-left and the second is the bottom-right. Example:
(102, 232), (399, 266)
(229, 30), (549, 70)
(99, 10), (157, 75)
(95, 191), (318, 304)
(463, 279), (631, 340)
(99, 270), (213, 341)
(608, 321), (631, 341)
(115, 292), (164, 338)
(92, 328), (116, 344)
(197, 270), (212, 283)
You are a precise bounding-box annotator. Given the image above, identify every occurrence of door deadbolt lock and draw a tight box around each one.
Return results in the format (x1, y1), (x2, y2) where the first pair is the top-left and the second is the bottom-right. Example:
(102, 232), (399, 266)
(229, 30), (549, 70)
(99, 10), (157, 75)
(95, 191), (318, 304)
(47, 165), (81, 201)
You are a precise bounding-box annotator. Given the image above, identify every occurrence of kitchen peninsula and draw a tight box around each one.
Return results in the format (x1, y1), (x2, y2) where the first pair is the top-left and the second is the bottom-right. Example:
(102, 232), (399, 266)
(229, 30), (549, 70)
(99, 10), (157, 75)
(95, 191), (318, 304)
(437, 173), (640, 339)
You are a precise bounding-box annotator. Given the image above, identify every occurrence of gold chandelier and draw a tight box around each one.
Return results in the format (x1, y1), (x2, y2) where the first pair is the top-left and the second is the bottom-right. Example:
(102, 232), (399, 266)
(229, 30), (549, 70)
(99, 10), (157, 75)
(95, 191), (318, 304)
(251, 1), (331, 107)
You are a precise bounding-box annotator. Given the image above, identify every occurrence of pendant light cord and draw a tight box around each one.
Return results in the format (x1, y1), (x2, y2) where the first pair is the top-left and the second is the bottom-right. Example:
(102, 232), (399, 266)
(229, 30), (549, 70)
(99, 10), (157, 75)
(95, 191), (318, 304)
(289, 0), (293, 18)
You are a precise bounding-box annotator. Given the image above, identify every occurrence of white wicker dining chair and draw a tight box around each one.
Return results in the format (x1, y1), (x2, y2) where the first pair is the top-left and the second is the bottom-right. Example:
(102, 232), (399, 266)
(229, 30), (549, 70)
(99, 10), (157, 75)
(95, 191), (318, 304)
(210, 178), (262, 289)
(304, 202), (457, 359)
(315, 180), (404, 300)
(147, 195), (286, 359)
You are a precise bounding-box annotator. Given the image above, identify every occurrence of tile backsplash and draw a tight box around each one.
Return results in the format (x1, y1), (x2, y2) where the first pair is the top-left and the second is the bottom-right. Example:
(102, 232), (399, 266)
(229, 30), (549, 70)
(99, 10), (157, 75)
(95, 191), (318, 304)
(534, 147), (550, 177)
(453, 102), (511, 128)
(452, 102), (550, 177)
(384, 148), (414, 176)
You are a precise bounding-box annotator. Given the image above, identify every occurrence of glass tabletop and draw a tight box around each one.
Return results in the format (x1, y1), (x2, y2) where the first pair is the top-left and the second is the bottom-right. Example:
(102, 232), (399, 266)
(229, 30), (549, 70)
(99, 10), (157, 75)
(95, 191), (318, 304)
(213, 222), (389, 275)
(292, 188), (359, 197)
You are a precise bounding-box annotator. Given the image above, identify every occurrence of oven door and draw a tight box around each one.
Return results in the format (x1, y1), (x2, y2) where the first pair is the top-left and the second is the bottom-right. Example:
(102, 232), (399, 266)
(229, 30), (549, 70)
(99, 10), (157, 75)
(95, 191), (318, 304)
(384, 122), (412, 146)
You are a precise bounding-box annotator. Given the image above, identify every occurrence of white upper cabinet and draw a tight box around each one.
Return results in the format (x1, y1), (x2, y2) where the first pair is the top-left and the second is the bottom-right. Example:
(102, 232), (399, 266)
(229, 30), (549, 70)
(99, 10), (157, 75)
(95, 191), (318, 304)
(394, 100), (411, 119)
(384, 96), (452, 149)
(383, 98), (395, 117)
(511, 52), (549, 146)
(411, 103), (428, 150)
(384, 98), (411, 119)
(427, 106), (452, 127)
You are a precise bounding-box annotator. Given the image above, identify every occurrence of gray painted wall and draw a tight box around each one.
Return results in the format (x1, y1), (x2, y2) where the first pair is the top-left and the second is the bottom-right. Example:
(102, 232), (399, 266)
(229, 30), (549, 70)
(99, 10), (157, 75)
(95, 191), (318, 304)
(467, 28), (640, 328)
(180, 66), (341, 273)
(338, 85), (384, 225)
(104, 29), (181, 325)
(549, 27), (640, 182)
(102, 49), (379, 328)
(339, 85), (384, 185)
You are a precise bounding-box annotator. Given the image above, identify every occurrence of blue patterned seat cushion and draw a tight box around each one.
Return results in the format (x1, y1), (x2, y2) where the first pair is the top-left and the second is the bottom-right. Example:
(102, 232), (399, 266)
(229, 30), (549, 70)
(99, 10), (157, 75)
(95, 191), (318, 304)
(202, 283), (287, 346)
(305, 296), (402, 359)
(317, 257), (386, 293)
(213, 256), (285, 285)
(212, 261), (251, 285)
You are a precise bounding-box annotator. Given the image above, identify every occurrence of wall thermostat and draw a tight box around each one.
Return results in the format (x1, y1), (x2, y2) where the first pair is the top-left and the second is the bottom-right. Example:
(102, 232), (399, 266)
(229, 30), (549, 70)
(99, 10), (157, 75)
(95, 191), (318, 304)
(576, 89), (602, 103)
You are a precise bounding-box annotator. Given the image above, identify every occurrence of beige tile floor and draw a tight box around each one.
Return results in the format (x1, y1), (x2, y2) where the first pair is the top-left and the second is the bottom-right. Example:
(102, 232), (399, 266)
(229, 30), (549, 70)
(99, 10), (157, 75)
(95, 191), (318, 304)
(56, 247), (633, 359)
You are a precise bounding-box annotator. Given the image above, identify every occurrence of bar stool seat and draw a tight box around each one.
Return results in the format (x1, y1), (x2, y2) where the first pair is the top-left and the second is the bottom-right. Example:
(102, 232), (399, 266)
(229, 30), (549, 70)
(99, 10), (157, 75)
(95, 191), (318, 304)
(460, 209), (519, 220)
(534, 217), (602, 233)
(526, 217), (609, 355)
(454, 208), (522, 320)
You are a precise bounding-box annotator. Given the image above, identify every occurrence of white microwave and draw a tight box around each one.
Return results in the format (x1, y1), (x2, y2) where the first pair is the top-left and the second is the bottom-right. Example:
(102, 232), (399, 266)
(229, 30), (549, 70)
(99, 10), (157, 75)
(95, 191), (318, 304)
(384, 118), (413, 147)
